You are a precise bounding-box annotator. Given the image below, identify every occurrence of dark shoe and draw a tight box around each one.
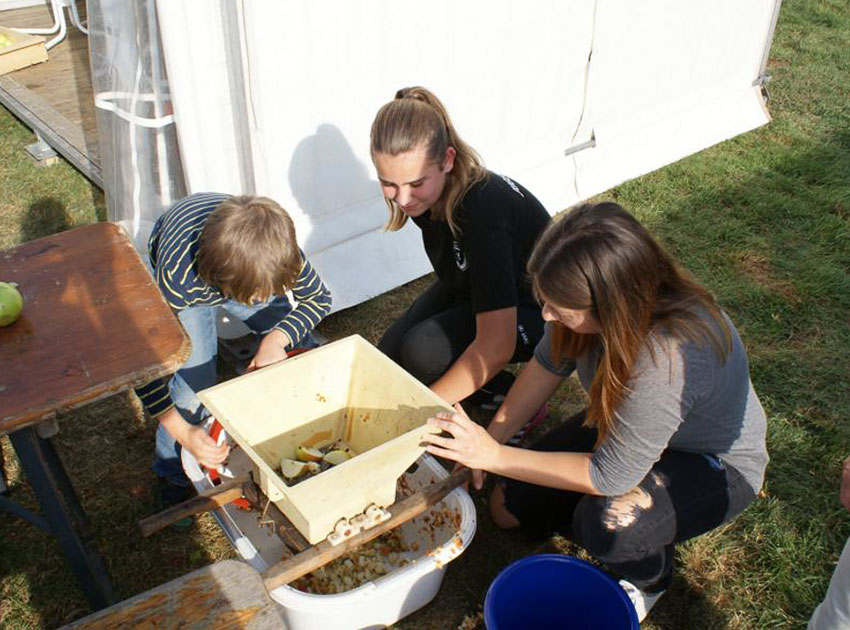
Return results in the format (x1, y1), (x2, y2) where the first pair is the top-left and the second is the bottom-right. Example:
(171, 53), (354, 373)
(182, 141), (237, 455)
(155, 478), (196, 531)
(218, 333), (262, 374)
(465, 371), (516, 411)
(506, 403), (548, 447)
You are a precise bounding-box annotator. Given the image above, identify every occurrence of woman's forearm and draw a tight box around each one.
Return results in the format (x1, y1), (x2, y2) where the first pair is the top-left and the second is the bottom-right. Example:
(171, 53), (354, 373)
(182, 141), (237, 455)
(429, 306), (517, 404)
(492, 446), (600, 495)
(429, 339), (506, 404)
(424, 408), (599, 496)
(487, 358), (564, 443)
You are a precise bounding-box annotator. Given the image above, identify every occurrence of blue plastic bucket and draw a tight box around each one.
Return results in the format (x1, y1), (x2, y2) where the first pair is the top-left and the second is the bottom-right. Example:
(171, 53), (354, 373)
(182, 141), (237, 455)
(484, 554), (639, 629)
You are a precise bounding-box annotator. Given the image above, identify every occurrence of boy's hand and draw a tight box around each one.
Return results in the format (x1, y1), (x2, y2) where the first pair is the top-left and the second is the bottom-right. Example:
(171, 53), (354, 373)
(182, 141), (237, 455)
(159, 408), (229, 469)
(248, 329), (292, 371)
(841, 456), (850, 513)
(184, 424), (230, 469)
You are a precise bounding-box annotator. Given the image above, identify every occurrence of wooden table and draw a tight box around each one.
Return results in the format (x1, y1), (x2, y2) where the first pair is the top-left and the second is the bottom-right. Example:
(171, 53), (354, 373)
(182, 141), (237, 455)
(0, 222), (190, 609)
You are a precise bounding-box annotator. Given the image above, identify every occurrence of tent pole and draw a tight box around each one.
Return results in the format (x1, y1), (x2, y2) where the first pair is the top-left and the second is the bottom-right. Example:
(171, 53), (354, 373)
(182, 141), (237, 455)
(754, 0), (783, 88)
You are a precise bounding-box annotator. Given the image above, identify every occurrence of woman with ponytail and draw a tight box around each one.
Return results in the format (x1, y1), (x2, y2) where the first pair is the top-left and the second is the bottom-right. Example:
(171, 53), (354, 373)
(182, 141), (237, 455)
(423, 202), (768, 621)
(370, 87), (551, 440)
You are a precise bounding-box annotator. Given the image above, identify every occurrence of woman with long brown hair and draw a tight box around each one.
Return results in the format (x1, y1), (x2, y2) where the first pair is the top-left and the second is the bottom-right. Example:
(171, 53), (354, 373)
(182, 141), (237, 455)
(424, 202), (768, 621)
(371, 86), (551, 440)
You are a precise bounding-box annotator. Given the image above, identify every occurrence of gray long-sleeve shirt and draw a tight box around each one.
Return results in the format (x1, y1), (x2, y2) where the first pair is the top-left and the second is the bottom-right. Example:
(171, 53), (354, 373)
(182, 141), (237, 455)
(534, 313), (768, 496)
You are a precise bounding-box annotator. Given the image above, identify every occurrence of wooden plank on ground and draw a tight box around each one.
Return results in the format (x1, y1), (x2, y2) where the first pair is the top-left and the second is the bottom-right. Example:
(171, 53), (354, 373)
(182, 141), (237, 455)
(0, 4), (101, 183)
(0, 27), (47, 74)
(59, 559), (285, 630)
(0, 72), (101, 184)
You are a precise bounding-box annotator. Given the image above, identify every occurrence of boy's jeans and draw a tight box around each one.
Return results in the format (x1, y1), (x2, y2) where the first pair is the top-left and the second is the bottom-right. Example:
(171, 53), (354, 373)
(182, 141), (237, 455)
(153, 296), (316, 485)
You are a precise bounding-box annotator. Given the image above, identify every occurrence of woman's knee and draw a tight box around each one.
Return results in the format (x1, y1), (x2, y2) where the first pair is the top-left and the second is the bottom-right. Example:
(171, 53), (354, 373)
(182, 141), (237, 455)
(489, 484), (521, 530)
(398, 320), (456, 383)
(572, 490), (657, 563)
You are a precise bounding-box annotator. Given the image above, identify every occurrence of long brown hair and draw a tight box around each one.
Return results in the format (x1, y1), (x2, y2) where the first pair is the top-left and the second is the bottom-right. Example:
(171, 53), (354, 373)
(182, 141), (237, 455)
(528, 202), (732, 445)
(198, 196), (302, 303)
(370, 86), (486, 235)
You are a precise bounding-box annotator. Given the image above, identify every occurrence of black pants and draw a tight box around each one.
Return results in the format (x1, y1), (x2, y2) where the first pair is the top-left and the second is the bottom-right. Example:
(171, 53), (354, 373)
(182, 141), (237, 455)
(378, 279), (545, 386)
(504, 412), (757, 592)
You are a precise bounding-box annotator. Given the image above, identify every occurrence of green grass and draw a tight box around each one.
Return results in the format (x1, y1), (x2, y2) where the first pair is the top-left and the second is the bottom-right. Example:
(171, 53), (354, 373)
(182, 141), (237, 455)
(2, 0), (850, 627)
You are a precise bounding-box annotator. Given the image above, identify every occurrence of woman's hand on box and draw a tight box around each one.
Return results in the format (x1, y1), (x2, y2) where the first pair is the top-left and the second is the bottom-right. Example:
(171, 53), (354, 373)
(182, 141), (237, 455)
(448, 405), (489, 491)
(424, 405), (501, 479)
(248, 329), (292, 371)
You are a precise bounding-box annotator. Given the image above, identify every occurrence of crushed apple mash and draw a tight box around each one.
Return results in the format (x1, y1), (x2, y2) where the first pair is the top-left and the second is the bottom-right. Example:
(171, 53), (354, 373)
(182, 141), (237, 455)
(291, 527), (411, 594)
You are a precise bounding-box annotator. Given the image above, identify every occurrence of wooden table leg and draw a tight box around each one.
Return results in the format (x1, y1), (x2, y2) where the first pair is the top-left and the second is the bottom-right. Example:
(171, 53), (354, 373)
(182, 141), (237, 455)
(8, 426), (115, 610)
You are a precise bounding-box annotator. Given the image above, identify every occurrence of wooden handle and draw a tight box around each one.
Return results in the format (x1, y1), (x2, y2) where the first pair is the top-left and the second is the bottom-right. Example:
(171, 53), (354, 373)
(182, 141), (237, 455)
(139, 474), (252, 537)
(262, 468), (470, 591)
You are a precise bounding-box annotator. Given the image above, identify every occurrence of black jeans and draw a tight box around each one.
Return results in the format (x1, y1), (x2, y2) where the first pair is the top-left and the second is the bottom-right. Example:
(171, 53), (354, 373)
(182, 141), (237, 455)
(378, 279), (544, 386)
(504, 412), (756, 592)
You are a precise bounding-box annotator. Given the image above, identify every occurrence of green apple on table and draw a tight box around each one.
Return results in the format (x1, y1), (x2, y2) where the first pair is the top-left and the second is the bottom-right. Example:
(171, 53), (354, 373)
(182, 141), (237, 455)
(0, 281), (23, 326)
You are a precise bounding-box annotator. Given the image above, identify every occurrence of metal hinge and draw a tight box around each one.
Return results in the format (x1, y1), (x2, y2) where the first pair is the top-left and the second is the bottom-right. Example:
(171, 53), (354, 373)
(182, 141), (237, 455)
(327, 504), (391, 546)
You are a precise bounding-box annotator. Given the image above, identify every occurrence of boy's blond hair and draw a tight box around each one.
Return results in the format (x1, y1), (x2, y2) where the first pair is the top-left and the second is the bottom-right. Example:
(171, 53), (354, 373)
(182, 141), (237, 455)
(197, 195), (301, 303)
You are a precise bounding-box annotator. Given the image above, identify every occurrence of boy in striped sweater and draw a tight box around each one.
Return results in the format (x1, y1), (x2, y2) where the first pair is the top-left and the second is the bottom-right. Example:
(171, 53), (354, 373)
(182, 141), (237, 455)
(135, 193), (332, 503)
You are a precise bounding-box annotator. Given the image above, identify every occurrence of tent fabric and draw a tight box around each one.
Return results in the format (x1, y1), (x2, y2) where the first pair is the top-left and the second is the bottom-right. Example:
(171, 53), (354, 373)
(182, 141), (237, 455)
(94, 0), (777, 311)
(88, 0), (186, 252)
(573, 0), (775, 198)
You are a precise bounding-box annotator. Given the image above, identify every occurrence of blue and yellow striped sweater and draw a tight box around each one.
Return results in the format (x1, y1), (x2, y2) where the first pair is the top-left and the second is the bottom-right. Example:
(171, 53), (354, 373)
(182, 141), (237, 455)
(134, 192), (332, 417)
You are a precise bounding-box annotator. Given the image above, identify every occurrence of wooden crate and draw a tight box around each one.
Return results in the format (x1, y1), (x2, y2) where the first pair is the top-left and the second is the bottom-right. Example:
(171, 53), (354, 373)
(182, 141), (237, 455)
(198, 334), (452, 544)
(0, 27), (48, 76)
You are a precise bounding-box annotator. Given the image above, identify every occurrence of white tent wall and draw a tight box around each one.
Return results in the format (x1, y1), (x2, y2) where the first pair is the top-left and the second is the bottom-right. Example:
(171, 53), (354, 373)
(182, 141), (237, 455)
(573, 1), (776, 198)
(94, 0), (778, 311)
(154, 1), (594, 310)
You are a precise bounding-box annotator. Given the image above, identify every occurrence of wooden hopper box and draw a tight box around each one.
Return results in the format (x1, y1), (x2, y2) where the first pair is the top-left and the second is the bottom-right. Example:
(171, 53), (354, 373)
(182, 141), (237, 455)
(198, 334), (452, 544)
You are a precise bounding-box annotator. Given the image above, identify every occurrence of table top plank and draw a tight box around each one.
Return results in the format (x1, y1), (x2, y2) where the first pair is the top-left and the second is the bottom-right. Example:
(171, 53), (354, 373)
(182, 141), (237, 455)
(0, 222), (190, 434)
(60, 559), (286, 630)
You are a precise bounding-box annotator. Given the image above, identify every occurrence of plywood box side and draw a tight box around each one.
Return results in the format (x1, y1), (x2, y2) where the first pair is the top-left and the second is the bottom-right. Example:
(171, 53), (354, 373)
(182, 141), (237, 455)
(343, 403), (447, 454)
(250, 410), (347, 466)
(354, 424), (439, 490)
(344, 341), (453, 453)
(197, 358), (350, 443)
(281, 426), (437, 542)
(346, 337), (452, 413)
(253, 420), (437, 538)
(256, 425), (435, 543)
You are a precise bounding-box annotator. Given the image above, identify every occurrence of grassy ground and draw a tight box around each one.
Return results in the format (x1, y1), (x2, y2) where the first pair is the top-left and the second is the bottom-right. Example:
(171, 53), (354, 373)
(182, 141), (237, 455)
(2, 0), (849, 627)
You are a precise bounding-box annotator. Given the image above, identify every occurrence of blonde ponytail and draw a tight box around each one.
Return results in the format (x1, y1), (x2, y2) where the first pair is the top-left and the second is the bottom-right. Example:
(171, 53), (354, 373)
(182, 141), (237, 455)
(370, 86), (486, 235)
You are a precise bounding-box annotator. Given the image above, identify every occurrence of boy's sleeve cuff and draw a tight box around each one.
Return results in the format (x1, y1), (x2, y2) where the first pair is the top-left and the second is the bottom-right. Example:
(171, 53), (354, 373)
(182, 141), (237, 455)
(275, 320), (302, 349)
(150, 403), (176, 420)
